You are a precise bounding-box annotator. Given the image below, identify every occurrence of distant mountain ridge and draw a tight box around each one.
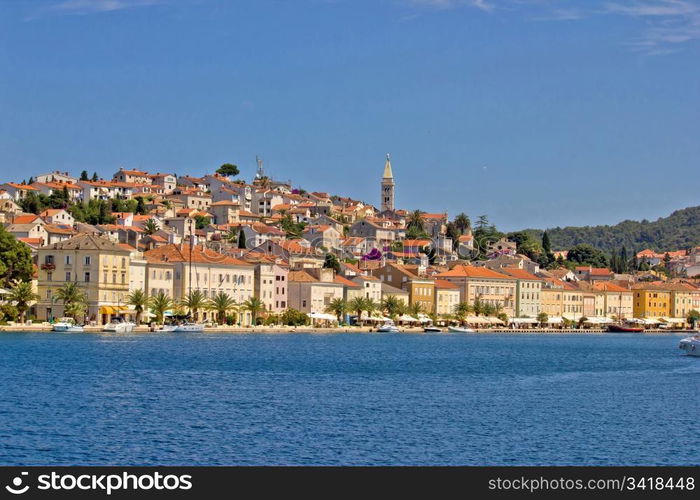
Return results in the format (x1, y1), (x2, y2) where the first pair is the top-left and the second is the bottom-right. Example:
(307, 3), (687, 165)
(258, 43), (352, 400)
(522, 206), (700, 254)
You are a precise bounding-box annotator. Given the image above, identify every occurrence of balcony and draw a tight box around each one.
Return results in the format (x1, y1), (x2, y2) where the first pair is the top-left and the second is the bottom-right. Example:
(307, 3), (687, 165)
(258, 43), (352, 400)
(41, 263), (56, 271)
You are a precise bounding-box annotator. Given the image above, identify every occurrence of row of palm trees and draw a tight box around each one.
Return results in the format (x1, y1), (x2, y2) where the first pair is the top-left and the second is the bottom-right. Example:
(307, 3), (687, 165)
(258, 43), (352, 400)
(126, 289), (266, 325)
(3, 280), (265, 326)
(324, 296), (426, 324)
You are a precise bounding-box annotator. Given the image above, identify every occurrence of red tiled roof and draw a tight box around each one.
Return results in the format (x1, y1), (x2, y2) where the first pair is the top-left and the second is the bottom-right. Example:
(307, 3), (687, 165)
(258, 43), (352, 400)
(435, 265), (513, 280)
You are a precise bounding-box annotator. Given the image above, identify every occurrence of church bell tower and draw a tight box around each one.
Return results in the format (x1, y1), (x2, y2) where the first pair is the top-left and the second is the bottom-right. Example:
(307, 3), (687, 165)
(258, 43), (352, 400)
(381, 153), (395, 213)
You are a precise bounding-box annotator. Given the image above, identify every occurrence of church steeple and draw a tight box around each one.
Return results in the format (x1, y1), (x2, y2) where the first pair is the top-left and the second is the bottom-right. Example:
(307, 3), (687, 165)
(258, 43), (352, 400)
(380, 153), (395, 212)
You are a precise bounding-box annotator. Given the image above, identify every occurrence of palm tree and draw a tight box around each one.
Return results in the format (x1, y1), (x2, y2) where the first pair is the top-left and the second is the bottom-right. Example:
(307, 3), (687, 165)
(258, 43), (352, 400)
(349, 296), (367, 325)
(453, 213), (471, 234)
(149, 292), (172, 325)
(408, 302), (424, 318)
(7, 280), (39, 323)
(209, 292), (238, 325)
(55, 282), (88, 322)
(325, 298), (348, 323)
(380, 295), (403, 318)
(143, 218), (159, 236)
(406, 210), (426, 232)
(473, 295), (484, 316)
(181, 290), (207, 321)
(454, 301), (472, 324)
(242, 297), (265, 325)
(364, 298), (379, 318)
(126, 289), (149, 325)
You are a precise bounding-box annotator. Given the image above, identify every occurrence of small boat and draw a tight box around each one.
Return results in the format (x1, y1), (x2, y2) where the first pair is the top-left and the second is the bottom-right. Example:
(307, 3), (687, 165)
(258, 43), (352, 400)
(102, 316), (135, 333)
(157, 324), (178, 332)
(423, 326), (443, 333)
(679, 335), (700, 356)
(448, 326), (476, 333)
(607, 324), (644, 333)
(52, 318), (84, 333)
(171, 322), (204, 333)
(377, 321), (400, 333)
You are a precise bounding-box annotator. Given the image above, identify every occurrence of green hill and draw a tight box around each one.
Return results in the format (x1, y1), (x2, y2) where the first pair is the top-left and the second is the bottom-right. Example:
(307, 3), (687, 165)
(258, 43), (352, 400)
(522, 206), (700, 254)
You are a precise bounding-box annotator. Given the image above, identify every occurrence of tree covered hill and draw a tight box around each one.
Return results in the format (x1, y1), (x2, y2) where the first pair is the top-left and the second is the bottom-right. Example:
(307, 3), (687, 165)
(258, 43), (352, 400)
(522, 206), (700, 253)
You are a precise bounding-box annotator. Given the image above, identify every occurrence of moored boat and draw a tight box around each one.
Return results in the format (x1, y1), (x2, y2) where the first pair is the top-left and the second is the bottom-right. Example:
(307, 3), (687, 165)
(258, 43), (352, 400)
(679, 335), (700, 356)
(448, 326), (476, 333)
(377, 321), (400, 333)
(423, 326), (443, 333)
(102, 317), (135, 333)
(52, 318), (84, 333)
(171, 322), (204, 333)
(607, 324), (644, 333)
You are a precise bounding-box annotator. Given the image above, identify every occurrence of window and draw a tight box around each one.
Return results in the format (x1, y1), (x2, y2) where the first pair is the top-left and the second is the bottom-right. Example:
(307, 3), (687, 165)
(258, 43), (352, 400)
(65, 256), (71, 265)
(85, 272), (91, 283)
(84, 256), (91, 265)
(121, 273), (126, 284)
(47, 289), (52, 299)
(65, 272), (71, 282)
(47, 272), (53, 281)
(121, 257), (126, 267)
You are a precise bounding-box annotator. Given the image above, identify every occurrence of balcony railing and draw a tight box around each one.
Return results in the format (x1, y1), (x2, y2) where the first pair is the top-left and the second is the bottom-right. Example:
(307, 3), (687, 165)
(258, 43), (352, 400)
(40, 263), (56, 270)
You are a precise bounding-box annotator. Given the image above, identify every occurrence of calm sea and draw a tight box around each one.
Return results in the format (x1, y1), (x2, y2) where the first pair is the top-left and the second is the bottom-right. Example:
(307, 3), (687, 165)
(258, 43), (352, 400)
(0, 332), (697, 465)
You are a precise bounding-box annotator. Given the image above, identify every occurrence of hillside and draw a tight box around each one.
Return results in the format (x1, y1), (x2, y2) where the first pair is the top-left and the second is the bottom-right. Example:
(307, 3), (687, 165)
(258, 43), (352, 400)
(522, 206), (700, 254)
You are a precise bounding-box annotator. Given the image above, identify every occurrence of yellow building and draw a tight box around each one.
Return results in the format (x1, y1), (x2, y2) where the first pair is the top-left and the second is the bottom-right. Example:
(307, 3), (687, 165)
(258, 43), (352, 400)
(434, 280), (461, 316)
(434, 265), (517, 317)
(372, 263), (435, 313)
(631, 284), (671, 319)
(36, 234), (132, 324)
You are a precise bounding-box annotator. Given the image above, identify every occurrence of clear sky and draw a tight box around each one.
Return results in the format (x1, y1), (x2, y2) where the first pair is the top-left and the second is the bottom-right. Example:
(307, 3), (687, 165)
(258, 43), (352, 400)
(1, 0), (699, 231)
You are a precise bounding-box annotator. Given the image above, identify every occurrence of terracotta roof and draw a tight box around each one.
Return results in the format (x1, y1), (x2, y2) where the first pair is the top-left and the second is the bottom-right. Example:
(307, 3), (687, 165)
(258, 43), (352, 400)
(4, 183), (38, 190)
(39, 209), (68, 217)
(43, 224), (76, 234)
(334, 275), (361, 287)
(499, 268), (541, 281)
(435, 265), (512, 280)
(12, 215), (41, 225)
(288, 270), (318, 283)
(434, 279), (459, 290)
(18, 237), (44, 246)
(42, 233), (130, 252)
(144, 244), (251, 266)
(211, 200), (240, 206)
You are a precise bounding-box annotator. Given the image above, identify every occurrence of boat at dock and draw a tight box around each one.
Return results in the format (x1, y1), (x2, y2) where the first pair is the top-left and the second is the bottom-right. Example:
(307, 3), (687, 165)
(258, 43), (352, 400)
(377, 321), (400, 333)
(423, 326), (443, 333)
(52, 318), (84, 333)
(170, 322), (204, 333)
(679, 335), (700, 356)
(102, 317), (135, 333)
(448, 326), (476, 333)
(607, 324), (644, 333)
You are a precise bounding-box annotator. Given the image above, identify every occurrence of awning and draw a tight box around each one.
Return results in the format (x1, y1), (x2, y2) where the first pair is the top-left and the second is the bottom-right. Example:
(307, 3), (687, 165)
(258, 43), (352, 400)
(511, 317), (538, 324)
(99, 306), (115, 315)
(397, 314), (418, 322)
(546, 316), (563, 324)
(659, 317), (687, 324)
(309, 312), (337, 321)
(584, 317), (614, 324)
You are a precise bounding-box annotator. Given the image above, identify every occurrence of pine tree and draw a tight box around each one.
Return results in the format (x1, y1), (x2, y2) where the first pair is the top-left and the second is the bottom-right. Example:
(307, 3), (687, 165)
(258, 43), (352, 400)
(80, 170), (89, 181)
(238, 229), (246, 249)
(91, 172), (99, 182)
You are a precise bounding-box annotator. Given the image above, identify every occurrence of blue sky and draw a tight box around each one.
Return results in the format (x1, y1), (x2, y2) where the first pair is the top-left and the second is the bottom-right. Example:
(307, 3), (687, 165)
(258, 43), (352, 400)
(1, 0), (699, 231)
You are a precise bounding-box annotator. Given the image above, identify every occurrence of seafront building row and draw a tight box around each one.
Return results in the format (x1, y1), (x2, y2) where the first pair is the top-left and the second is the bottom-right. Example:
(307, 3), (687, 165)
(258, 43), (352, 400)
(2, 159), (700, 326)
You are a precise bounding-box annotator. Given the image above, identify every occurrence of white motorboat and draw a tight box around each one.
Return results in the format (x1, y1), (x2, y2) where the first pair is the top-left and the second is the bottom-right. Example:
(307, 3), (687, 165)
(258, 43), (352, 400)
(171, 322), (204, 333)
(377, 321), (400, 333)
(424, 326), (443, 333)
(448, 326), (476, 333)
(102, 317), (135, 333)
(52, 318), (84, 333)
(679, 335), (700, 356)
(157, 324), (178, 332)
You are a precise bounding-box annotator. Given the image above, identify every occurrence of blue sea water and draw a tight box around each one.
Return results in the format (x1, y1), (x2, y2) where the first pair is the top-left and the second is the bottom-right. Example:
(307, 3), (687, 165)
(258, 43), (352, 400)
(0, 332), (697, 466)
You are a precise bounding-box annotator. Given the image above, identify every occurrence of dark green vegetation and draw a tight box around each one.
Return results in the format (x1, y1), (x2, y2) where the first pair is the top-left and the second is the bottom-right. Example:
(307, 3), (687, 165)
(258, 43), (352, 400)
(522, 206), (700, 254)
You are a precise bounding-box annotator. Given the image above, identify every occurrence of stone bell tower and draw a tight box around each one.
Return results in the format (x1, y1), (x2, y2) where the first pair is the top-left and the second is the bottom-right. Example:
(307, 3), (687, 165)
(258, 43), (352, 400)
(380, 153), (395, 213)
